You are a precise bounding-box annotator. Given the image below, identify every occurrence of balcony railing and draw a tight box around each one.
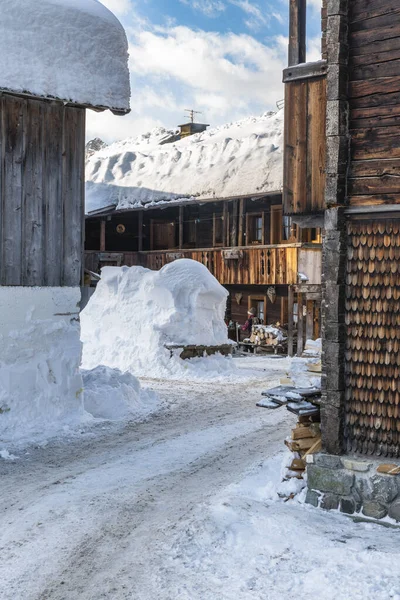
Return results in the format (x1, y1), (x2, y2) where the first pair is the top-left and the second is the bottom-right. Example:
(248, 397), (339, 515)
(85, 244), (303, 286)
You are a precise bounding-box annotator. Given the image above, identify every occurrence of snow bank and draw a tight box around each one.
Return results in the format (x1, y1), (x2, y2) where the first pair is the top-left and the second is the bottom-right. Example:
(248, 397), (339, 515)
(85, 110), (283, 213)
(81, 259), (234, 379)
(0, 287), (85, 443)
(0, 0), (130, 112)
(82, 366), (161, 421)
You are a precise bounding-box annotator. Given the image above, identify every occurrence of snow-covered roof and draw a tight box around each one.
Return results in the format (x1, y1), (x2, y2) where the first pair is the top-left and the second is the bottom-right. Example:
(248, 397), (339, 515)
(85, 110), (284, 214)
(0, 0), (130, 113)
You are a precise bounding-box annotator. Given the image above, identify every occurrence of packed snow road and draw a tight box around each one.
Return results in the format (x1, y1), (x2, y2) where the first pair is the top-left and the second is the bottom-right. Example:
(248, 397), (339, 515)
(0, 357), (293, 600)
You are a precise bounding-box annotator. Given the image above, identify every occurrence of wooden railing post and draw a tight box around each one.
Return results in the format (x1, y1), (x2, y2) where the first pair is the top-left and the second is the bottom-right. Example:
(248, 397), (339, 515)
(100, 219), (106, 251)
(138, 211), (143, 252)
(179, 206), (184, 249)
(288, 0), (306, 66)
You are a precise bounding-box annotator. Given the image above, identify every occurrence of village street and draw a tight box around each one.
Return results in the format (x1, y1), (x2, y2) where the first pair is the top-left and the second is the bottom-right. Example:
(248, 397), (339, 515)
(1, 357), (400, 600)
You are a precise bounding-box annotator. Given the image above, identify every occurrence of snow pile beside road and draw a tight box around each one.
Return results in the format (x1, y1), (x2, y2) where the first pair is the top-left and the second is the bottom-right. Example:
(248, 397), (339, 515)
(85, 110), (283, 213)
(81, 259), (234, 379)
(82, 366), (161, 421)
(0, 287), (86, 445)
(0, 0), (130, 111)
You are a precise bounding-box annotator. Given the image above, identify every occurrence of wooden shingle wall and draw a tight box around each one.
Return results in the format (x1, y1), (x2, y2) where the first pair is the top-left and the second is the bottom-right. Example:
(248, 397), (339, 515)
(0, 94), (85, 286)
(345, 219), (400, 457)
(348, 1), (400, 207)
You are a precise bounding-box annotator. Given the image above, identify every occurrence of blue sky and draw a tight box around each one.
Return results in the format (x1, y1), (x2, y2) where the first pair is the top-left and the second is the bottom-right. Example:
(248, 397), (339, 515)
(88, 0), (322, 142)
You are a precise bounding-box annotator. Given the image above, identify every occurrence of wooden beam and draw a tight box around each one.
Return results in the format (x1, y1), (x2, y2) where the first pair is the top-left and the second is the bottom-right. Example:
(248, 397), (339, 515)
(223, 201), (229, 247)
(288, 285), (294, 357)
(100, 219), (106, 252)
(238, 199), (244, 246)
(179, 206), (184, 249)
(138, 211), (143, 252)
(231, 200), (238, 247)
(305, 299), (314, 341)
(297, 292), (304, 356)
(288, 0), (306, 67)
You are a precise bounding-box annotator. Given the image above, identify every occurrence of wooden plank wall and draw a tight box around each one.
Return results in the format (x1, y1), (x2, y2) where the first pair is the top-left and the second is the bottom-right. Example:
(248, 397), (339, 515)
(345, 219), (400, 457)
(283, 76), (327, 215)
(0, 94), (85, 286)
(348, 1), (400, 206)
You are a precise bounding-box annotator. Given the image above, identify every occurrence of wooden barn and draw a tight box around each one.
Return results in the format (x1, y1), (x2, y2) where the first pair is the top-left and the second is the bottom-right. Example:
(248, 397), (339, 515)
(84, 112), (322, 354)
(0, 0), (130, 435)
(285, 0), (400, 518)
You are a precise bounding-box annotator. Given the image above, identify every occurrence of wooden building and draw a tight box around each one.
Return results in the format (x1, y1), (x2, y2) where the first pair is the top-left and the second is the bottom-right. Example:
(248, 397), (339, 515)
(85, 190), (322, 351)
(284, 0), (400, 502)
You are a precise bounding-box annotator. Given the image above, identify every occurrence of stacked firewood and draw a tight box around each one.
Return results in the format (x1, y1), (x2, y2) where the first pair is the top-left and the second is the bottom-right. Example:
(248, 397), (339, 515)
(284, 416), (322, 479)
(248, 324), (287, 348)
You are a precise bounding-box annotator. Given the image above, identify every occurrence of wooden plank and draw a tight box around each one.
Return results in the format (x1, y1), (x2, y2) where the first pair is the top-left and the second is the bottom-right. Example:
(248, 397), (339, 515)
(307, 77), (326, 213)
(2, 95), (25, 285)
(43, 102), (63, 286)
(297, 292), (304, 357)
(349, 194), (400, 206)
(351, 127), (400, 160)
(284, 81), (308, 215)
(238, 199), (244, 246)
(349, 35), (400, 58)
(283, 60), (327, 83)
(288, 285), (294, 357)
(350, 158), (400, 177)
(231, 199), (238, 247)
(349, 23), (400, 50)
(306, 299), (314, 342)
(350, 0), (400, 23)
(349, 175), (400, 196)
(100, 219), (106, 251)
(288, 0), (306, 66)
(350, 105), (400, 129)
(62, 106), (85, 286)
(223, 202), (228, 247)
(350, 58), (400, 82)
(22, 99), (43, 285)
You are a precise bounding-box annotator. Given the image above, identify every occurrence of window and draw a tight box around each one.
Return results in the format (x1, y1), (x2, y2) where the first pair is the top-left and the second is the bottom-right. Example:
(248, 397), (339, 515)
(301, 228), (322, 243)
(246, 213), (264, 245)
(249, 296), (267, 325)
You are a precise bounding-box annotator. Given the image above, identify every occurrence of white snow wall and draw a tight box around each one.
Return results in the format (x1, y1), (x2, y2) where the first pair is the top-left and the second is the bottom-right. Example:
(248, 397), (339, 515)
(0, 287), (84, 442)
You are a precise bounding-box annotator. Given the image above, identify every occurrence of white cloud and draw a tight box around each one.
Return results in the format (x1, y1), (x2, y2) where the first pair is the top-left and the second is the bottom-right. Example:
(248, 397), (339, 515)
(179, 0), (226, 17)
(129, 26), (285, 106)
(99, 0), (132, 16)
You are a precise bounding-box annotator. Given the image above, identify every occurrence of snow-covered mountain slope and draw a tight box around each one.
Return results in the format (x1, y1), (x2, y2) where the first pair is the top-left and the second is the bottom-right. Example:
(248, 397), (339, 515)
(85, 110), (283, 214)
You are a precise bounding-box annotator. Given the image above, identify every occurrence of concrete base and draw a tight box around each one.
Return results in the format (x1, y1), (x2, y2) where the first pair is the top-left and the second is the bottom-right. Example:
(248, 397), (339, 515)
(306, 453), (400, 521)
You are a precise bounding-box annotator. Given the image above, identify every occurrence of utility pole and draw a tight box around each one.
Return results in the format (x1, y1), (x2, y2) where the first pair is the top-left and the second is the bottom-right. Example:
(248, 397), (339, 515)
(184, 109), (202, 123)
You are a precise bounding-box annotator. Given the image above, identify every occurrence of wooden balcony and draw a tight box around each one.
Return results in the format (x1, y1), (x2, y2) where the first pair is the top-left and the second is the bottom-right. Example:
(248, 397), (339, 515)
(85, 244), (301, 287)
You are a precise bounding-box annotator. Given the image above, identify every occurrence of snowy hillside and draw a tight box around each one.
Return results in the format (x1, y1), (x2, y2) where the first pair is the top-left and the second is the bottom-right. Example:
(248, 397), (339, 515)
(85, 110), (284, 214)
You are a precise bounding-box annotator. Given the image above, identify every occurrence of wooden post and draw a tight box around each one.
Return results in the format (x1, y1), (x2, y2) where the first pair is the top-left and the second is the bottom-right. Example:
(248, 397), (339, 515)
(179, 206), (184, 249)
(306, 299), (314, 342)
(288, 285), (294, 357)
(138, 211), (143, 252)
(238, 199), (244, 246)
(100, 219), (106, 251)
(223, 202), (228, 247)
(288, 0), (306, 67)
(231, 200), (238, 247)
(297, 292), (304, 356)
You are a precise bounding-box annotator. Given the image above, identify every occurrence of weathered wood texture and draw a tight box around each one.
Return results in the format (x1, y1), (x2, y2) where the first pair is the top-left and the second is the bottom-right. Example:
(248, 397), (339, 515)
(85, 245), (300, 286)
(345, 220), (400, 457)
(283, 77), (327, 215)
(0, 94), (85, 286)
(348, 0), (400, 207)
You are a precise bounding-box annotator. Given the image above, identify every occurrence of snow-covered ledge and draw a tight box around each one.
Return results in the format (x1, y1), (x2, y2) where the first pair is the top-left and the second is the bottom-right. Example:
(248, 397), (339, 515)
(0, 287), (84, 442)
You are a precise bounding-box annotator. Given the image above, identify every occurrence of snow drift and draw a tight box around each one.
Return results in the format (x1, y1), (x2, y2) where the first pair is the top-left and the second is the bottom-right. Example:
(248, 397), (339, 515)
(85, 110), (283, 213)
(81, 259), (233, 379)
(0, 0), (130, 112)
(82, 366), (161, 421)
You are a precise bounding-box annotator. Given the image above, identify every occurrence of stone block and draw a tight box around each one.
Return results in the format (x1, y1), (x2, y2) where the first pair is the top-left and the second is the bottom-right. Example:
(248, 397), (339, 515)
(388, 498), (400, 522)
(326, 0), (348, 17)
(326, 135), (349, 174)
(324, 207), (346, 232)
(307, 465), (353, 495)
(326, 101), (348, 138)
(340, 496), (356, 515)
(314, 453), (343, 469)
(325, 172), (347, 205)
(324, 321), (347, 343)
(342, 459), (372, 473)
(323, 391), (344, 409)
(327, 65), (348, 101)
(321, 493), (340, 511)
(356, 475), (399, 505)
(362, 501), (388, 520)
(305, 489), (320, 508)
